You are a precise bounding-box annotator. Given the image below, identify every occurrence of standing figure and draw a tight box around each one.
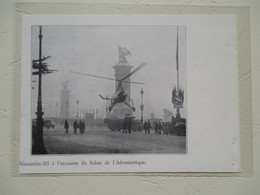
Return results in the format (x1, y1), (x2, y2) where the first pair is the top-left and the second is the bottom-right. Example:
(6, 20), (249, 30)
(127, 117), (132, 134)
(79, 121), (83, 134)
(79, 120), (86, 134)
(64, 119), (69, 134)
(158, 122), (162, 134)
(147, 120), (151, 134)
(143, 121), (147, 134)
(82, 121), (85, 134)
(73, 120), (78, 134)
(154, 122), (159, 134)
(122, 117), (127, 133)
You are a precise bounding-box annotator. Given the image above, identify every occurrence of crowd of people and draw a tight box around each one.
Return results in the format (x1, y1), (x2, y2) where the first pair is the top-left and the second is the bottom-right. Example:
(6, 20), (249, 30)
(143, 121), (163, 134)
(64, 119), (85, 134)
(64, 119), (169, 135)
(122, 116), (132, 134)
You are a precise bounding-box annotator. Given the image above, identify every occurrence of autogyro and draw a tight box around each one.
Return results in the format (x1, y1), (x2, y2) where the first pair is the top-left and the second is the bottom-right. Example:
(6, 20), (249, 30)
(70, 62), (146, 112)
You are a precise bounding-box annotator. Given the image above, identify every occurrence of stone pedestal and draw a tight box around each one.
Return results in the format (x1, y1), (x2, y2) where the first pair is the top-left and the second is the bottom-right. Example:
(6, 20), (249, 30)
(112, 61), (133, 118)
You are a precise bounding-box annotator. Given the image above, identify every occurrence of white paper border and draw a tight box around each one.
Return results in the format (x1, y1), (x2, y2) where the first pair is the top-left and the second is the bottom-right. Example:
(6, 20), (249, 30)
(20, 15), (240, 173)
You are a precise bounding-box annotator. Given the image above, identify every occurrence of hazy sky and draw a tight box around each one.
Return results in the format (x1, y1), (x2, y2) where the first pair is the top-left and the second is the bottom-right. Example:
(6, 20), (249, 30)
(31, 25), (186, 120)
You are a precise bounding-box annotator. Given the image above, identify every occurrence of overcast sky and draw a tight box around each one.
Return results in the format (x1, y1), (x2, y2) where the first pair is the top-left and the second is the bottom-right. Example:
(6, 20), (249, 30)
(31, 25), (186, 120)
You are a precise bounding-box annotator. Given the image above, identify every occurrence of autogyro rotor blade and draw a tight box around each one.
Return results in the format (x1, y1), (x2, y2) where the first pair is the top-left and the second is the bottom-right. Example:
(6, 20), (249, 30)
(70, 70), (145, 84)
(121, 80), (145, 84)
(119, 62), (146, 81)
(70, 71), (117, 82)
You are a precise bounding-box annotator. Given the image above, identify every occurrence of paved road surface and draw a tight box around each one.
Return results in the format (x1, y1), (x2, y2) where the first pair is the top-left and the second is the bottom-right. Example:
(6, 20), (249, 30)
(43, 126), (186, 154)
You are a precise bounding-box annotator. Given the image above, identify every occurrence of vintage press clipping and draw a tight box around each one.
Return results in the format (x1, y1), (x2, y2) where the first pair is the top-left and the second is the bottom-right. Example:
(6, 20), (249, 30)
(20, 15), (240, 173)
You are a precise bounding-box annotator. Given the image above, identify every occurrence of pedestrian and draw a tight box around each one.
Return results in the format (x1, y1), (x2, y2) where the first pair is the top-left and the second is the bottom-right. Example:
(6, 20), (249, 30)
(159, 122), (164, 134)
(147, 120), (151, 134)
(82, 121), (85, 133)
(64, 119), (69, 134)
(127, 117), (132, 134)
(73, 119), (78, 134)
(158, 122), (162, 134)
(122, 117), (127, 133)
(79, 121), (82, 134)
(155, 122), (159, 134)
(143, 121), (147, 134)
(79, 120), (85, 134)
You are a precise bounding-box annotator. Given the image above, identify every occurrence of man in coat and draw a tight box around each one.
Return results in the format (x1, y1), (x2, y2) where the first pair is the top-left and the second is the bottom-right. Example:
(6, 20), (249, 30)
(73, 120), (78, 134)
(79, 120), (86, 134)
(154, 122), (159, 134)
(64, 119), (69, 134)
(143, 121), (148, 134)
(147, 120), (151, 134)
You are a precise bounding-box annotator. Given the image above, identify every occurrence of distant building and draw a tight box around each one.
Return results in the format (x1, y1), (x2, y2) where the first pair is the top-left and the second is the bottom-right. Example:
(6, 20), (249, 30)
(85, 112), (94, 126)
(60, 82), (70, 119)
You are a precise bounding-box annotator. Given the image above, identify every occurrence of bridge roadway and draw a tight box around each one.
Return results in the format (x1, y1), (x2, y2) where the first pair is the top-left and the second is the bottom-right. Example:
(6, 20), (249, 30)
(43, 126), (186, 154)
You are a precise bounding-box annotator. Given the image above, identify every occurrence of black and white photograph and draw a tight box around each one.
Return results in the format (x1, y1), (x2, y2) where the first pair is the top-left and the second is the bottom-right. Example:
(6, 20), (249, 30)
(20, 15), (240, 173)
(31, 25), (187, 155)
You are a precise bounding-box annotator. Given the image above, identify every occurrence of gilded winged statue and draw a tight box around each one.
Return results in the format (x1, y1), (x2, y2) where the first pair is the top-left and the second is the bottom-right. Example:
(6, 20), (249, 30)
(118, 46), (131, 63)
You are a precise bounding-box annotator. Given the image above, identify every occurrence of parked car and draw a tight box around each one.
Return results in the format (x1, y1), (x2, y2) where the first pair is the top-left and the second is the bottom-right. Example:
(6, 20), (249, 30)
(162, 120), (186, 136)
(173, 121), (186, 136)
(43, 120), (55, 129)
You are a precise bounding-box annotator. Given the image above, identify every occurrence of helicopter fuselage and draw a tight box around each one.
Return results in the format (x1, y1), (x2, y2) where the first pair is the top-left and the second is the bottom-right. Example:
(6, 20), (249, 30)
(112, 91), (127, 104)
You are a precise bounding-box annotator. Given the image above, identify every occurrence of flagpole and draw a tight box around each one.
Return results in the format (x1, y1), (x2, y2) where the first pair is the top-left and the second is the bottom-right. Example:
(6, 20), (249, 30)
(176, 27), (179, 92)
(176, 27), (180, 119)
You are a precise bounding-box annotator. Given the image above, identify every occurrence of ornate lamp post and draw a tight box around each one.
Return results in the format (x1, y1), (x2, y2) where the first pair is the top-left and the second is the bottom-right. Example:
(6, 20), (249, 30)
(140, 88), (144, 124)
(32, 26), (56, 154)
(33, 26), (46, 154)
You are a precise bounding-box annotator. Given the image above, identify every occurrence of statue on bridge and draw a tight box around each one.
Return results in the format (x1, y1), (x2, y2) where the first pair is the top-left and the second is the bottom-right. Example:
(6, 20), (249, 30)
(118, 46), (131, 64)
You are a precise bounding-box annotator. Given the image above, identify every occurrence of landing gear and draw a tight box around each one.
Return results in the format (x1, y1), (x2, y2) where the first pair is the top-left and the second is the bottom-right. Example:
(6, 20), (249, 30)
(124, 96), (136, 112)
